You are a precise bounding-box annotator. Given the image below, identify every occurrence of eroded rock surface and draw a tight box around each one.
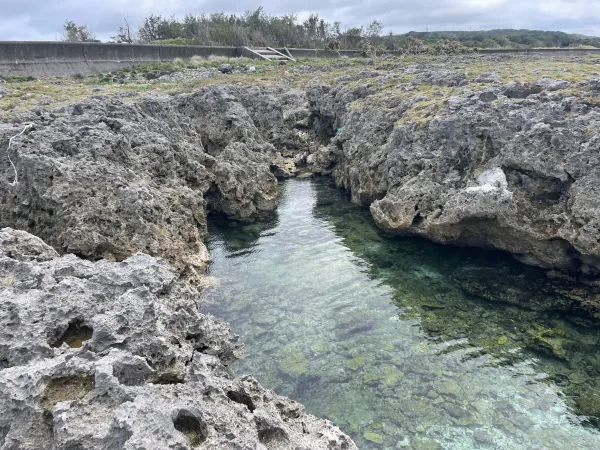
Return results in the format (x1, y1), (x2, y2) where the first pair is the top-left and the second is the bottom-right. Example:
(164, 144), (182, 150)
(0, 85), (310, 279)
(0, 228), (356, 450)
(307, 72), (600, 275)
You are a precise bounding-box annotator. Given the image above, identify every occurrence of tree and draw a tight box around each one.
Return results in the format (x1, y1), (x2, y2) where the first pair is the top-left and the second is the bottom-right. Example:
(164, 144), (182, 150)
(133, 11), (389, 49)
(327, 39), (341, 56)
(138, 14), (164, 42)
(62, 20), (97, 42)
(366, 20), (383, 38)
(112, 18), (134, 43)
(343, 27), (363, 48)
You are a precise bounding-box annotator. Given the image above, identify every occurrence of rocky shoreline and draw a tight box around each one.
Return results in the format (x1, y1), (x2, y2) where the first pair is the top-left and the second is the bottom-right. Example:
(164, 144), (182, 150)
(0, 85), (311, 280)
(2, 54), (600, 448)
(305, 64), (600, 277)
(0, 228), (356, 449)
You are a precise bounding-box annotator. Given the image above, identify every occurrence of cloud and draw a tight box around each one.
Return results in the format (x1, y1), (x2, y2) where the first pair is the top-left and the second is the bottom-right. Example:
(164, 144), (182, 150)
(1, 0), (599, 41)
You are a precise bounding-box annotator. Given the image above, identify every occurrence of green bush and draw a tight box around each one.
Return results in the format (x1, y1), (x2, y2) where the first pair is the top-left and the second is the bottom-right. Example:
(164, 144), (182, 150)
(2, 76), (36, 83)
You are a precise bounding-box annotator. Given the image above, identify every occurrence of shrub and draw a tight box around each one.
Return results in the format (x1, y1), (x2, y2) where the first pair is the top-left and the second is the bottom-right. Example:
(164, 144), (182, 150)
(2, 76), (36, 83)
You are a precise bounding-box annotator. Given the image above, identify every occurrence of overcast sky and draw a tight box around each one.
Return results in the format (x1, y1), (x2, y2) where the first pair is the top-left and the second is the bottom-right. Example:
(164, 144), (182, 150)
(1, 0), (600, 41)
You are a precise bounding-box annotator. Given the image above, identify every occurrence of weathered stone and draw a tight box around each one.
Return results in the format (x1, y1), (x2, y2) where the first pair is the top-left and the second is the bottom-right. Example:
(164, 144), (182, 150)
(0, 85), (310, 280)
(0, 228), (356, 450)
(307, 74), (600, 277)
(473, 72), (500, 83)
(414, 71), (468, 87)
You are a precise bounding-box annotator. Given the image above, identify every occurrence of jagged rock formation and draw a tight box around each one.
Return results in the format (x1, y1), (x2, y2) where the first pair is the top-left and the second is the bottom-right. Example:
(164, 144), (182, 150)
(0, 85), (310, 279)
(307, 72), (600, 275)
(0, 227), (356, 450)
(2, 58), (600, 447)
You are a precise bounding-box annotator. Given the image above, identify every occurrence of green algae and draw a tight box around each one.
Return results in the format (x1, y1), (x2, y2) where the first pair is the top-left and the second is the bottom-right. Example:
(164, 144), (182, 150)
(525, 325), (570, 359)
(381, 366), (401, 385)
(345, 355), (367, 370)
(310, 342), (330, 354)
(413, 438), (442, 450)
(363, 431), (383, 444)
(279, 347), (309, 376)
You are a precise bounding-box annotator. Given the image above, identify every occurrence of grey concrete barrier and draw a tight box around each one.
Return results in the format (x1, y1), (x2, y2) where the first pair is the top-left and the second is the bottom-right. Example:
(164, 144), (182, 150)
(5, 41), (88, 77)
(83, 42), (161, 73)
(283, 48), (369, 59)
(0, 41), (244, 77)
(2, 41), (600, 78)
(0, 42), (16, 62)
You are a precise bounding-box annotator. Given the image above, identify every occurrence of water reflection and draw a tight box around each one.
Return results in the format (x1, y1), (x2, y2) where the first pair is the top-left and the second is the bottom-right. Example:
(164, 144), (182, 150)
(204, 178), (600, 449)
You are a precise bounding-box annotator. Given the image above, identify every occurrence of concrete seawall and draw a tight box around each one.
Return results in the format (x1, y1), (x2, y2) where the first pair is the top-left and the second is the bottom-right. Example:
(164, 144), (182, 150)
(0, 41), (240, 77)
(1, 41), (600, 78)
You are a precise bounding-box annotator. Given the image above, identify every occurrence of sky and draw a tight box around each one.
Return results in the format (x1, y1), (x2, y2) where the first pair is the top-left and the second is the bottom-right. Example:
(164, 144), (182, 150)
(1, 0), (600, 41)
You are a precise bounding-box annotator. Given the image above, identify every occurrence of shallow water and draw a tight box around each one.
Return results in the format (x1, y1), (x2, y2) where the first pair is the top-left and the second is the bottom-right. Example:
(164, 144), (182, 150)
(203, 178), (600, 449)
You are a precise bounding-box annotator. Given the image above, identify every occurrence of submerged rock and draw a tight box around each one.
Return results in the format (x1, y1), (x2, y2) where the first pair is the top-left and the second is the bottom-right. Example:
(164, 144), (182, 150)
(0, 228), (356, 449)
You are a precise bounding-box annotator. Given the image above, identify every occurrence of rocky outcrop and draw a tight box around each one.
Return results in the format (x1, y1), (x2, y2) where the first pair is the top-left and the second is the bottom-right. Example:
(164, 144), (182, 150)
(0, 85), (310, 279)
(307, 73), (600, 275)
(0, 227), (356, 449)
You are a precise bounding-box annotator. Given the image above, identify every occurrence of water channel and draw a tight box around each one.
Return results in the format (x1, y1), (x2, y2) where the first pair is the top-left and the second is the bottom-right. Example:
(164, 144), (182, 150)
(203, 178), (600, 450)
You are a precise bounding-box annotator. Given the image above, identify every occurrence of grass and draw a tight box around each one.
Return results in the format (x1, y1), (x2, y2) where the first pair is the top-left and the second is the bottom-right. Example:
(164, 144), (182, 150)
(1, 75), (36, 83)
(1, 53), (598, 121)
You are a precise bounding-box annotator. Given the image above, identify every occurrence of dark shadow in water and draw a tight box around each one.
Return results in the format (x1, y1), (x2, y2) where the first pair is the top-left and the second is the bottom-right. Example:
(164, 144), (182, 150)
(207, 211), (280, 255)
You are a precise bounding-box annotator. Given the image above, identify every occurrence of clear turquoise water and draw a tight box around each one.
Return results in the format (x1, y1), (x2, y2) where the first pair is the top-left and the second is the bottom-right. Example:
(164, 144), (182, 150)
(203, 178), (600, 450)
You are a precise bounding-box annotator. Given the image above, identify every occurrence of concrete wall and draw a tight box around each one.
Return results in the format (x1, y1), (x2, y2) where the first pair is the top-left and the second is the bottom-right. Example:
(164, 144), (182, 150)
(0, 41), (240, 77)
(1, 41), (600, 78)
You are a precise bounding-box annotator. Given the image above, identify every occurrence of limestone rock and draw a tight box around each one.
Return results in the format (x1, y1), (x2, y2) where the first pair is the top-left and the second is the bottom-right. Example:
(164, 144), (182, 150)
(0, 227), (58, 261)
(414, 71), (468, 87)
(0, 85), (309, 278)
(473, 72), (500, 83)
(307, 74), (600, 275)
(0, 228), (356, 450)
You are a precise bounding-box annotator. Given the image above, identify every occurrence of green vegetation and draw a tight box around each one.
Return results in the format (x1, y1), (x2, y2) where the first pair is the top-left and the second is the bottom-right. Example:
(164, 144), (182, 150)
(64, 11), (600, 53)
(403, 29), (600, 49)
(134, 8), (384, 50)
(62, 20), (99, 42)
(2, 75), (36, 83)
(111, 10), (600, 52)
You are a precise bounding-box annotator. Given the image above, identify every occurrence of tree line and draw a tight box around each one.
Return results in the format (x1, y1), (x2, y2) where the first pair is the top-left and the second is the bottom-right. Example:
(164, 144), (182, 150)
(112, 8), (386, 50)
(403, 29), (600, 49)
(61, 8), (600, 52)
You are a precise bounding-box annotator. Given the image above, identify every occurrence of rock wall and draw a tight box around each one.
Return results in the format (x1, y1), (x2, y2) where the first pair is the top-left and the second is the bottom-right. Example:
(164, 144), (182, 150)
(307, 72), (600, 276)
(0, 227), (355, 449)
(0, 85), (309, 280)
